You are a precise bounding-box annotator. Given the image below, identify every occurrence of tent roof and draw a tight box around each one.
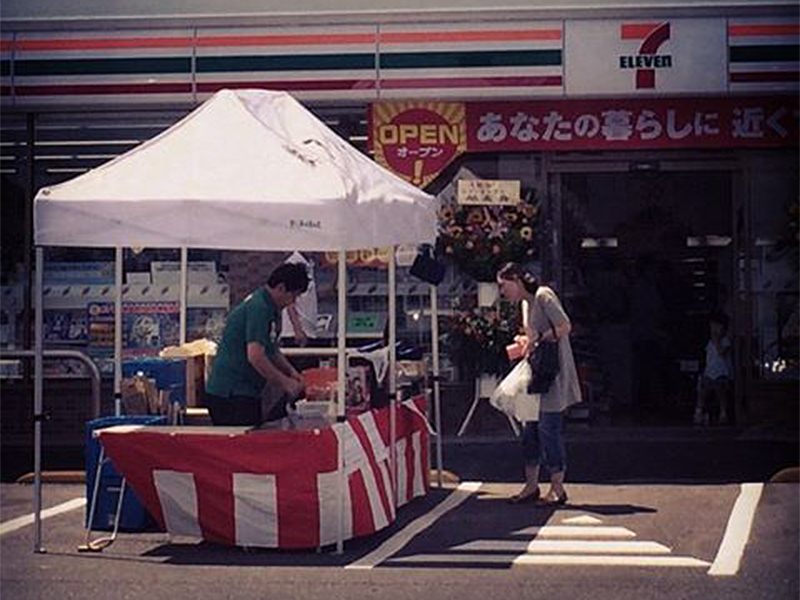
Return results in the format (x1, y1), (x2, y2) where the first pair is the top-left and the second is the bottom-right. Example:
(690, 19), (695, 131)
(34, 89), (437, 251)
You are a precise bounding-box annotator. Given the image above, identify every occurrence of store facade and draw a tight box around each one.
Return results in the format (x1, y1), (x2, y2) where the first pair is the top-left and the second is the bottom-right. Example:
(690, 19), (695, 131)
(1, 0), (797, 427)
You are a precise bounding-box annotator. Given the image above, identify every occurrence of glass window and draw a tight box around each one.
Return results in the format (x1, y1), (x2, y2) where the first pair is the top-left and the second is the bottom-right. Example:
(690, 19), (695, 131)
(747, 151), (799, 381)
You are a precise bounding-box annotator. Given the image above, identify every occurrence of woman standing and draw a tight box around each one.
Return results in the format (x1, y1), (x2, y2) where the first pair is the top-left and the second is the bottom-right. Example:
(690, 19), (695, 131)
(497, 262), (582, 505)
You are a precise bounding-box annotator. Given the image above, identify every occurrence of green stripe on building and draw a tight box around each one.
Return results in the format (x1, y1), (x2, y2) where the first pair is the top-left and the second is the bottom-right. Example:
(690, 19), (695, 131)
(380, 50), (562, 69)
(17, 57), (191, 76)
(198, 54), (375, 72)
(730, 45), (800, 62)
(11, 49), (562, 77)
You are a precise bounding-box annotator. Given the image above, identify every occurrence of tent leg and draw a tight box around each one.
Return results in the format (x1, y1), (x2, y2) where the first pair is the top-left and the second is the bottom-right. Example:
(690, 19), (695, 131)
(335, 249), (347, 555)
(388, 246), (398, 508)
(34, 247), (44, 553)
(430, 284), (443, 487)
(114, 247), (123, 416)
(179, 247), (188, 344)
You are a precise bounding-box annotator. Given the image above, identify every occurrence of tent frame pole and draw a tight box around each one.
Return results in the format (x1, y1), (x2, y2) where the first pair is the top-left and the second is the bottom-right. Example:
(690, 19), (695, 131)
(335, 249), (347, 554)
(180, 247), (188, 344)
(33, 247), (44, 553)
(430, 285), (443, 487)
(114, 247), (123, 416)
(388, 246), (398, 508)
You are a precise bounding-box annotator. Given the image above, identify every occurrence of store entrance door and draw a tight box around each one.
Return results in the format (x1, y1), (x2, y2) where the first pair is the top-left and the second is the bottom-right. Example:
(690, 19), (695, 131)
(548, 153), (740, 425)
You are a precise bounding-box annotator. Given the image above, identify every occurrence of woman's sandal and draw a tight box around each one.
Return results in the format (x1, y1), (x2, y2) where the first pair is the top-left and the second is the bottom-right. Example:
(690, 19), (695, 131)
(507, 488), (541, 504)
(537, 491), (568, 506)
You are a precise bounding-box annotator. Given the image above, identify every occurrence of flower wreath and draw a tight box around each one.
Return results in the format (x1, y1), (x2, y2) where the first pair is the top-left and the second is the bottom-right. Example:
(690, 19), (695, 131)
(436, 194), (541, 282)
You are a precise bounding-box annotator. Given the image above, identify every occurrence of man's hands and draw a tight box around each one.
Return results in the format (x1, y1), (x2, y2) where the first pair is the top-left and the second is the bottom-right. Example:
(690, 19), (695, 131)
(284, 372), (305, 400)
(248, 341), (306, 400)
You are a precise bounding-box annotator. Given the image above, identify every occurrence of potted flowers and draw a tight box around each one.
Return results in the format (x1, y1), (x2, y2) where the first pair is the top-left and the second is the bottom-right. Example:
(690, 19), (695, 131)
(444, 301), (520, 380)
(436, 199), (540, 282)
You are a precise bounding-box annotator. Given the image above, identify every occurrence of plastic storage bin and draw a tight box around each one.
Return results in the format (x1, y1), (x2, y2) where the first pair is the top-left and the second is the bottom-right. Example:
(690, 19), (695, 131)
(85, 415), (167, 531)
(122, 357), (187, 405)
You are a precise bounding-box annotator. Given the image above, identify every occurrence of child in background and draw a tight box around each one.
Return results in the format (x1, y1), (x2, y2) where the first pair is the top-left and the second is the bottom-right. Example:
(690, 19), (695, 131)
(694, 311), (733, 425)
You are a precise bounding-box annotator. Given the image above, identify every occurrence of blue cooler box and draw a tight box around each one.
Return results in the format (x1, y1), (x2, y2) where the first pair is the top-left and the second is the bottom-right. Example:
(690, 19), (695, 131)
(85, 415), (167, 531)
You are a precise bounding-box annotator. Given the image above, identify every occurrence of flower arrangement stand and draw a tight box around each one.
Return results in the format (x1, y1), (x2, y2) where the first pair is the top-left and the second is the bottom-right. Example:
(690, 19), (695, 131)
(477, 282), (499, 307)
(457, 374), (520, 437)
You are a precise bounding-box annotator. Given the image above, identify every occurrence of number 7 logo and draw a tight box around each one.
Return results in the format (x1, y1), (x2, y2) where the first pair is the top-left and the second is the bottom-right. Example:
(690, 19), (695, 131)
(621, 22), (672, 89)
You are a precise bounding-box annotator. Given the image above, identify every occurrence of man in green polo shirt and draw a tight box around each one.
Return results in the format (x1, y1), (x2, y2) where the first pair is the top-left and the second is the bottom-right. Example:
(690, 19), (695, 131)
(206, 262), (309, 426)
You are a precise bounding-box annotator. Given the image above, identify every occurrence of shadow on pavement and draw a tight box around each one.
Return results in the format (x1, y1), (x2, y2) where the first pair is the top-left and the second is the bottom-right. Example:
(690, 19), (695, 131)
(127, 487), (456, 567)
(557, 502), (657, 515)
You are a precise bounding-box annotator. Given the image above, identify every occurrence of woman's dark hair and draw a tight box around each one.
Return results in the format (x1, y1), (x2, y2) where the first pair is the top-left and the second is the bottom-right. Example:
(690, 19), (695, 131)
(268, 262), (309, 294)
(497, 262), (539, 295)
(709, 310), (730, 332)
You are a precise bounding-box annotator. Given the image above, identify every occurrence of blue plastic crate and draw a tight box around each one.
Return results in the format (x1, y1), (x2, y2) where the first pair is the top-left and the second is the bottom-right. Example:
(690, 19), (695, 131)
(85, 415), (167, 531)
(122, 357), (187, 405)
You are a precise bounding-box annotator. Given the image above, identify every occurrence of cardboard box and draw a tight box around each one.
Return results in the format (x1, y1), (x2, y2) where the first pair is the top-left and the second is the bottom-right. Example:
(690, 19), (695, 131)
(160, 339), (216, 407)
(184, 354), (205, 407)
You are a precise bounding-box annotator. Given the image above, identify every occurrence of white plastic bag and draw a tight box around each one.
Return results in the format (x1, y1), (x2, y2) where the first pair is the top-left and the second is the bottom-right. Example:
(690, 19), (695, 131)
(489, 360), (540, 423)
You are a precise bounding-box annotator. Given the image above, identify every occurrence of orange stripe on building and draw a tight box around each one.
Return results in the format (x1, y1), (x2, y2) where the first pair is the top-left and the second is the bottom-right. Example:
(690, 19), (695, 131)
(729, 24), (800, 37)
(620, 23), (662, 40)
(197, 33), (376, 47)
(4, 37), (193, 51)
(380, 29), (561, 43)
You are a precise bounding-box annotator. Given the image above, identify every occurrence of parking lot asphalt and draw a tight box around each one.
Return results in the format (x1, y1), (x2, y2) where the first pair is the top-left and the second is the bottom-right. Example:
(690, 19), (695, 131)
(1, 477), (797, 600)
(2, 425), (798, 600)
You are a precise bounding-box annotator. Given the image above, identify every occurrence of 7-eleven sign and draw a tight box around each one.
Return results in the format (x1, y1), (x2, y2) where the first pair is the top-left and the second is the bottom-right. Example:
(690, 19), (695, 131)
(565, 18), (726, 95)
(619, 22), (672, 89)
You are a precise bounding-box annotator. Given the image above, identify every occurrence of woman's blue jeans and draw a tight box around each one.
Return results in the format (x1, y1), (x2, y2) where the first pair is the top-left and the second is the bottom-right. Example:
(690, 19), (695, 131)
(521, 411), (566, 473)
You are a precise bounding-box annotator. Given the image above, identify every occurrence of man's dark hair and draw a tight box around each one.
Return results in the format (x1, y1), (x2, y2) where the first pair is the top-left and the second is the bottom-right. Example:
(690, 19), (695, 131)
(268, 262), (309, 294)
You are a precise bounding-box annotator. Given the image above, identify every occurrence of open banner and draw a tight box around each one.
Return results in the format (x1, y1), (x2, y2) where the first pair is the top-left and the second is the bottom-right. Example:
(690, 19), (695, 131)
(370, 95), (799, 186)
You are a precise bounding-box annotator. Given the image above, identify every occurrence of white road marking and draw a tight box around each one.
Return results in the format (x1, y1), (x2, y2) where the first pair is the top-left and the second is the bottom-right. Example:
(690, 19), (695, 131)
(388, 554), (709, 567)
(562, 515), (603, 525)
(390, 553), (519, 564)
(514, 554), (710, 567)
(514, 525), (637, 538)
(0, 497), (86, 537)
(708, 482), (764, 576)
(345, 481), (482, 569)
(452, 539), (671, 554)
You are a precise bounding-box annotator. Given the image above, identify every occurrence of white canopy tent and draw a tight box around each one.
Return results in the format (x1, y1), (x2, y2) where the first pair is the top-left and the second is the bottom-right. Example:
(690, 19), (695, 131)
(32, 89), (442, 552)
(35, 89), (436, 251)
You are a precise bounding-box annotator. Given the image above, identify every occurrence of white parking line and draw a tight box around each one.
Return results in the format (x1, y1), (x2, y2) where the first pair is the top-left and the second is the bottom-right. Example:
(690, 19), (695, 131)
(514, 554), (710, 568)
(515, 525), (637, 538)
(454, 539), (671, 554)
(345, 481), (482, 569)
(0, 497), (86, 537)
(388, 554), (710, 567)
(708, 482), (764, 576)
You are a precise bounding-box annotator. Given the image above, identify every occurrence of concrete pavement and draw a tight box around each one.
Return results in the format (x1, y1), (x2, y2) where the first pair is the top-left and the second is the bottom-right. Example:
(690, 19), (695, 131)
(1, 480), (797, 600)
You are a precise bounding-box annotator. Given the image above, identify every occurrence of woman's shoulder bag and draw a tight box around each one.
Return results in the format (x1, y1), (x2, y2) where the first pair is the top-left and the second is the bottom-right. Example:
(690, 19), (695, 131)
(527, 324), (560, 394)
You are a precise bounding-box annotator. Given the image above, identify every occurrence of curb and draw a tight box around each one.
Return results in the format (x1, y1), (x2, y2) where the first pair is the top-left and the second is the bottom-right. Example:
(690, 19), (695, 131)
(16, 471), (86, 484)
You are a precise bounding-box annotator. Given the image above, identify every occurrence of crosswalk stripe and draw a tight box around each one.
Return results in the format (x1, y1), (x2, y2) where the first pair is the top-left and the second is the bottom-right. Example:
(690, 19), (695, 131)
(387, 554), (710, 567)
(514, 525), (636, 538)
(389, 553), (521, 564)
(452, 540), (671, 554)
(562, 515), (603, 525)
(376, 509), (711, 571)
(513, 554), (711, 567)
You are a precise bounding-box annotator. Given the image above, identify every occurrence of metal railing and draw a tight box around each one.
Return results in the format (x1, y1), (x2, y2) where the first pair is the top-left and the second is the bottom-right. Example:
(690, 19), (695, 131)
(0, 349), (102, 419)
